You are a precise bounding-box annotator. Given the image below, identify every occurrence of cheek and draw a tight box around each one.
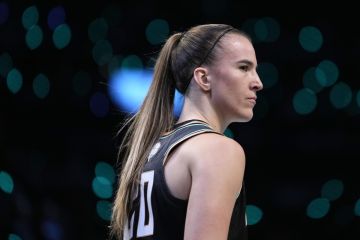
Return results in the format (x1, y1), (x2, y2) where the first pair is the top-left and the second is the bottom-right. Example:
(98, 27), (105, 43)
(217, 78), (240, 98)
(210, 71), (240, 102)
(212, 81), (238, 110)
(212, 72), (234, 92)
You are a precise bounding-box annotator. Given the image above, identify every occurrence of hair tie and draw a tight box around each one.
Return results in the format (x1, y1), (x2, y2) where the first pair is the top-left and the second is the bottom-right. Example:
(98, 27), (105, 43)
(180, 31), (186, 40)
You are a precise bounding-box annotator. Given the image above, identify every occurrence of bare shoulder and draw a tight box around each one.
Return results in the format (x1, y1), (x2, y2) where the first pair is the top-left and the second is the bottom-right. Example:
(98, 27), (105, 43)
(181, 132), (246, 186)
(184, 132), (246, 168)
(183, 132), (246, 239)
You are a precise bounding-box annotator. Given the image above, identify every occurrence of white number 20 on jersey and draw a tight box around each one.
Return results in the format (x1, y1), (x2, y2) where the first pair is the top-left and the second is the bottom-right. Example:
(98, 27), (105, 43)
(124, 170), (155, 240)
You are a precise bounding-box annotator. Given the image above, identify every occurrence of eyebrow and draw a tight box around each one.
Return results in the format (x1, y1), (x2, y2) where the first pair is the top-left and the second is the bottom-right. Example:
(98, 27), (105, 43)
(236, 59), (258, 69)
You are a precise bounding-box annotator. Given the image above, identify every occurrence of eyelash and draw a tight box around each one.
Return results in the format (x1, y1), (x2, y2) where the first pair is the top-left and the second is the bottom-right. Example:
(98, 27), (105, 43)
(239, 65), (249, 71)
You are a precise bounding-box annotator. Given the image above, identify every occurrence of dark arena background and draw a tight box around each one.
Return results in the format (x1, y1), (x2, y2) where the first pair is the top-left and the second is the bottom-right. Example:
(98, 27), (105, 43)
(1, 1), (360, 239)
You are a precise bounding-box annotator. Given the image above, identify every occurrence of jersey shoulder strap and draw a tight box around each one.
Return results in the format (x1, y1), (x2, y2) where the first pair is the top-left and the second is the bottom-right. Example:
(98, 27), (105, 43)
(160, 120), (223, 166)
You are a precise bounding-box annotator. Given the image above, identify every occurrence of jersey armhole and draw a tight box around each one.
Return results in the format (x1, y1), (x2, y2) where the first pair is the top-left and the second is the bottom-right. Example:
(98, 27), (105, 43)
(158, 130), (222, 205)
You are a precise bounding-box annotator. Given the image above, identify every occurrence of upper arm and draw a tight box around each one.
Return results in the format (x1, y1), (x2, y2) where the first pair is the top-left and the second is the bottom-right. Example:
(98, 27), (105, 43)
(184, 134), (246, 240)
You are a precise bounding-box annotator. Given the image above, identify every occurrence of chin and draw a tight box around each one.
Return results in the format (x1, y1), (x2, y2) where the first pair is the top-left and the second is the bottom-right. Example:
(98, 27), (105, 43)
(237, 111), (254, 122)
(242, 117), (253, 122)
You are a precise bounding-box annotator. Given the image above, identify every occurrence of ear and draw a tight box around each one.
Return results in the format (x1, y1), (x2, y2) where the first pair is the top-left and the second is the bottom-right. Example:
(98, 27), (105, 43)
(193, 67), (211, 92)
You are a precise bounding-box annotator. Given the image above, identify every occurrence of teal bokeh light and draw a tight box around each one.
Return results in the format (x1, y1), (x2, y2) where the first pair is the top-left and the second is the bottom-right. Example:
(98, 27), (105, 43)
(95, 162), (116, 184)
(108, 55), (123, 75)
(242, 18), (257, 41)
(354, 198), (360, 216)
(88, 18), (108, 43)
(0, 52), (13, 78)
(299, 26), (323, 52)
(224, 128), (234, 139)
(122, 55), (143, 69)
(303, 67), (325, 93)
(356, 90), (360, 108)
(316, 60), (339, 87)
(307, 198), (330, 219)
(26, 25), (43, 50)
(22, 5), (39, 30)
(293, 88), (317, 115)
(96, 200), (112, 221)
(321, 179), (344, 201)
(53, 24), (72, 49)
(92, 40), (113, 66)
(257, 62), (278, 89)
(92, 176), (113, 199)
(8, 234), (22, 240)
(254, 17), (280, 42)
(146, 19), (169, 45)
(0, 170), (14, 194)
(6, 68), (23, 94)
(246, 204), (263, 225)
(33, 73), (50, 99)
(329, 82), (352, 109)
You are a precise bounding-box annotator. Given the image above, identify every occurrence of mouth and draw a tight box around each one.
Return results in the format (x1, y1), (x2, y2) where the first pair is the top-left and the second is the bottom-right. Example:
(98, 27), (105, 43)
(247, 97), (257, 105)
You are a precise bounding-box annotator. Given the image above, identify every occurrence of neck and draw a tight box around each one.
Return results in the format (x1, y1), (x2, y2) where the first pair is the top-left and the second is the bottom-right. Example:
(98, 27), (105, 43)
(176, 96), (229, 133)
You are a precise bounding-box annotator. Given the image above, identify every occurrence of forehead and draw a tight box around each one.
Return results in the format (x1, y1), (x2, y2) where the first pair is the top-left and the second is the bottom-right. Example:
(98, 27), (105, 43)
(217, 33), (257, 64)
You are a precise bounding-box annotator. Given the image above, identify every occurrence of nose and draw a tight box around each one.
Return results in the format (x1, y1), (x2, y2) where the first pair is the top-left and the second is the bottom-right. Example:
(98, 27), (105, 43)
(251, 72), (263, 91)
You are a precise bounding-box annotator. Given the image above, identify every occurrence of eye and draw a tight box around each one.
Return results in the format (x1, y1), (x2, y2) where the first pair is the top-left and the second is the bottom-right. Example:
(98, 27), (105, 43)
(239, 65), (249, 72)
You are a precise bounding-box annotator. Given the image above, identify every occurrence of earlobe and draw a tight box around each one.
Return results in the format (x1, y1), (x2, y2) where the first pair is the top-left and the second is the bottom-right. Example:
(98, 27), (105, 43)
(193, 67), (211, 92)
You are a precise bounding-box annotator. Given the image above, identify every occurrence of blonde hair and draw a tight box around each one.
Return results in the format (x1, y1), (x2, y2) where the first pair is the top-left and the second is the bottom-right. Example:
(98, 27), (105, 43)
(110, 24), (246, 239)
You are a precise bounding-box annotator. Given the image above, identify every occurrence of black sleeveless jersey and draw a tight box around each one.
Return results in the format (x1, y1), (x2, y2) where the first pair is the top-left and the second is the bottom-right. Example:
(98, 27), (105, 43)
(123, 119), (248, 240)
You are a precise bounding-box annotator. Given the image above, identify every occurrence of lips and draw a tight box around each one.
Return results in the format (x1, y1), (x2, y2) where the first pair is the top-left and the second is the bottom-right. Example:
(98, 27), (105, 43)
(247, 97), (257, 105)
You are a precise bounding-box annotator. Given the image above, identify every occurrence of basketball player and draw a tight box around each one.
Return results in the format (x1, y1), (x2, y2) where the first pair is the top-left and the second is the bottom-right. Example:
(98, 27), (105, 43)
(111, 24), (263, 240)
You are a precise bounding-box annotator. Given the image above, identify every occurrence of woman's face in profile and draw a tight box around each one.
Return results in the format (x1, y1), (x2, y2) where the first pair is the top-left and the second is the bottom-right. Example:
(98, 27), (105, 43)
(206, 33), (263, 123)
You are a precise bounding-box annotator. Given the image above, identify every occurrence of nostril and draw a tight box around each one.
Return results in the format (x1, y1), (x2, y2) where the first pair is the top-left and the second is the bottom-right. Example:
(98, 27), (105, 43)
(251, 82), (262, 91)
(257, 81), (264, 90)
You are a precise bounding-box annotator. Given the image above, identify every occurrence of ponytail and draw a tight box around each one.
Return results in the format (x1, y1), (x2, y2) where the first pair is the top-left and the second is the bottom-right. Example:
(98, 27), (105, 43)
(110, 33), (182, 239)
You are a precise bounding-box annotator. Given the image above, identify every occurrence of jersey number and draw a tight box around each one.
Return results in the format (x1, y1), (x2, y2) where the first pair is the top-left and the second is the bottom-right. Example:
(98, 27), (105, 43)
(124, 171), (155, 240)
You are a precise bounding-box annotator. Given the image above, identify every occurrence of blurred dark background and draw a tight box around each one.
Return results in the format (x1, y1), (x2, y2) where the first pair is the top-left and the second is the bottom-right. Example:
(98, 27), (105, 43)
(1, 1), (360, 239)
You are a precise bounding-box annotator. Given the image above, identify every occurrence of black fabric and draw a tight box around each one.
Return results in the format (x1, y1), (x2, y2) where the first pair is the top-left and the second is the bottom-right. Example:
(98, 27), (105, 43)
(124, 119), (247, 240)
